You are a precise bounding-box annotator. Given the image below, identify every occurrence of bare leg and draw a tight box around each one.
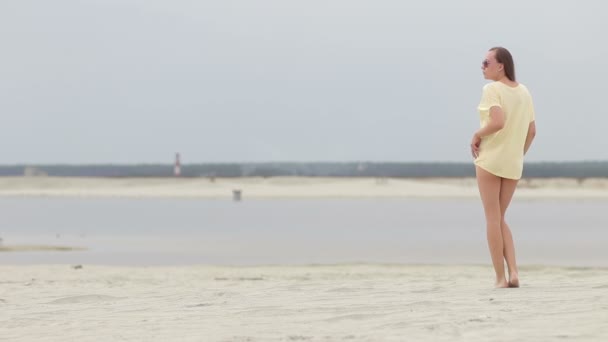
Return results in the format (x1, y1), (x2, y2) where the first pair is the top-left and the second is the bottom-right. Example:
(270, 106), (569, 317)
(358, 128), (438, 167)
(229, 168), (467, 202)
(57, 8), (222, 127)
(476, 166), (508, 288)
(499, 178), (520, 287)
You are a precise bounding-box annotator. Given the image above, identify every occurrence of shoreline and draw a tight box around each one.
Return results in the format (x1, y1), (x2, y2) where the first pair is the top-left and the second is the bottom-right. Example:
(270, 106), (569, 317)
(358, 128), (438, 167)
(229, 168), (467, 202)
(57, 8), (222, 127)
(0, 245), (87, 252)
(0, 176), (607, 199)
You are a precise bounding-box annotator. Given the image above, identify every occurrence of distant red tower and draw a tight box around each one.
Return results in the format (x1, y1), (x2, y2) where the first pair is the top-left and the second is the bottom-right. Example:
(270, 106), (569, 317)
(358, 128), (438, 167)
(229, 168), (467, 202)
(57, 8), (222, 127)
(174, 153), (181, 176)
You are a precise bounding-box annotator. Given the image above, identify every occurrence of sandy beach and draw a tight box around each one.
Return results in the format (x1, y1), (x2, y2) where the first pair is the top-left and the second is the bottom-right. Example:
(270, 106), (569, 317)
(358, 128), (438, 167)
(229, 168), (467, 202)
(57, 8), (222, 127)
(0, 264), (607, 341)
(2, 177), (607, 341)
(0, 176), (607, 199)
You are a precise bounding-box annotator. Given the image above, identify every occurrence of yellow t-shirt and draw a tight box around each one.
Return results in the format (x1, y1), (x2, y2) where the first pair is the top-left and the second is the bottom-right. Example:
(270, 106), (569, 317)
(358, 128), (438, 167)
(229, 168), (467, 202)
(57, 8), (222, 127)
(474, 81), (535, 179)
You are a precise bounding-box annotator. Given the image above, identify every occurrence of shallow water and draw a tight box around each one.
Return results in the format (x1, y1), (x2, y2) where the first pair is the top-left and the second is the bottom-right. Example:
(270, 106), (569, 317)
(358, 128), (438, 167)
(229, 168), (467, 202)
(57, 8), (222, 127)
(1, 197), (606, 266)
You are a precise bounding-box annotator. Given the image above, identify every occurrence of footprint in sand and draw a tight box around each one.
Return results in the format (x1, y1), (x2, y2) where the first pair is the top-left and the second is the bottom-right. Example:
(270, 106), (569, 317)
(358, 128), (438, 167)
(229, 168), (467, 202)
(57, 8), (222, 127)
(47, 295), (123, 305)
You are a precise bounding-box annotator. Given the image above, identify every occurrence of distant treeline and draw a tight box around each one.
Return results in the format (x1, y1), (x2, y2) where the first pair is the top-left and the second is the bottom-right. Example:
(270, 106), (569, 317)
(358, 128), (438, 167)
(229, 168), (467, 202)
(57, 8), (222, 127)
(1, 161), (608, 178)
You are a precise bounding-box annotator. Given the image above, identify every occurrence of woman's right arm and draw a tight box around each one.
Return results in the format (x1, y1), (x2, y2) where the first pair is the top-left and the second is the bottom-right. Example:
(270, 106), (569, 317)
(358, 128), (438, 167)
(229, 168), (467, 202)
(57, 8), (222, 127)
(524, 121), (536, 155)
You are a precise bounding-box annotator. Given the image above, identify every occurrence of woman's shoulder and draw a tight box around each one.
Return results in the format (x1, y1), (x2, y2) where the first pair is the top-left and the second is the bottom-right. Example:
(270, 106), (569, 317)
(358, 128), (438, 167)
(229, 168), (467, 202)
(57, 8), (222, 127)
(483, 81), (500, 89)
(482, 82), (501, 93)
(515, 83), (533, 97)
(488, 81), (532, 94)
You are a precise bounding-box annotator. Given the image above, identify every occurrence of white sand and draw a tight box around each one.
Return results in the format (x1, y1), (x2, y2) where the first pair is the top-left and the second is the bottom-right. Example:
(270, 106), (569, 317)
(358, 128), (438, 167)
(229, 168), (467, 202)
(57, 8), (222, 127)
(0, 264), (607, 341)
(0, 176), (607, 199)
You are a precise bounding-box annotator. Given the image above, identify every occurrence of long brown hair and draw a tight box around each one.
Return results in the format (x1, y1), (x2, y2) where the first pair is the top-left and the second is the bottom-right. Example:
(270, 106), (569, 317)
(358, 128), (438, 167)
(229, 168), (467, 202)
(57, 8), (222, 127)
(490, 47), (516, 81)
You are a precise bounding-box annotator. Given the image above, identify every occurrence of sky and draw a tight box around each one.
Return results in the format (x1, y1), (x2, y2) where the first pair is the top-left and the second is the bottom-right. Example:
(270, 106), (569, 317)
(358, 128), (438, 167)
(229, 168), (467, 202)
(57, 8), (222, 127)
(0, 0), (606, 164)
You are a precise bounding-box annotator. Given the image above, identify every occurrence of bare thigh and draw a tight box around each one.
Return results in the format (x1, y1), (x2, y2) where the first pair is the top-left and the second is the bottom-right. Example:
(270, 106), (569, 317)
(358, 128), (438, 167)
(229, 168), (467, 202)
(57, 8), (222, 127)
(475, 166), (502, 221)
(499, 178), (519, 217)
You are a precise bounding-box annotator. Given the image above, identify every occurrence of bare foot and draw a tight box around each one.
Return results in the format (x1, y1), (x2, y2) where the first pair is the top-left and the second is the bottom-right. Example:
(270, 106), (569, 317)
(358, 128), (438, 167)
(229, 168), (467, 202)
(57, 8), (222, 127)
(508, 273), (520, 288)
(495, 279), (509, 288)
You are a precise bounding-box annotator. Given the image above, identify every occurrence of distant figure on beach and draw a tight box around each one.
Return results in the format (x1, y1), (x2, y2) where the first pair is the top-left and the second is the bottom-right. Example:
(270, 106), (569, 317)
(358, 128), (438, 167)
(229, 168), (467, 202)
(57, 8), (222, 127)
(471, 47), (537, 288)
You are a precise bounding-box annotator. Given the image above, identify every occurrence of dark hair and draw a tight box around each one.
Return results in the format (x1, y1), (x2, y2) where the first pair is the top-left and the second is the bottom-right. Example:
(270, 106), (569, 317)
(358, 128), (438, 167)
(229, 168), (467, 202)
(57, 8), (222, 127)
(489, 47), (516, 81)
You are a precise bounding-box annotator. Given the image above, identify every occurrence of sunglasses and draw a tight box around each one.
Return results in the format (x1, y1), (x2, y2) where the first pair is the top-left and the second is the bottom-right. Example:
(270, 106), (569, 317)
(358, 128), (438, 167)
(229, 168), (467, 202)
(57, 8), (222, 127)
(482, 59), (491, 68)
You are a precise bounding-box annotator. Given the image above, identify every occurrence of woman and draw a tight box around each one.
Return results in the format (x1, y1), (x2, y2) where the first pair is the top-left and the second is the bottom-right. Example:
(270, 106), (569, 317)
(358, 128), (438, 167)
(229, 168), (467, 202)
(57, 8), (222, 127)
(471, 47), (537, 288)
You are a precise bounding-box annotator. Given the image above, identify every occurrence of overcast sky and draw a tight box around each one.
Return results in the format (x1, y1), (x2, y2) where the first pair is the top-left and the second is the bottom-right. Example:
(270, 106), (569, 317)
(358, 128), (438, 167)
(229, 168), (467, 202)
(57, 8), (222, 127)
(1, 0), (606, 164)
